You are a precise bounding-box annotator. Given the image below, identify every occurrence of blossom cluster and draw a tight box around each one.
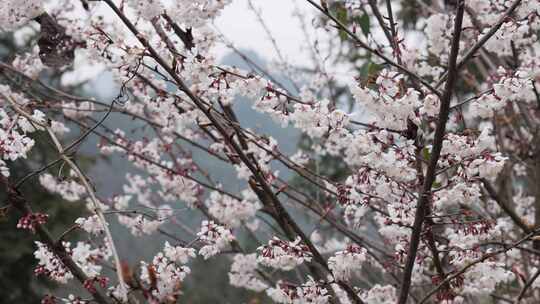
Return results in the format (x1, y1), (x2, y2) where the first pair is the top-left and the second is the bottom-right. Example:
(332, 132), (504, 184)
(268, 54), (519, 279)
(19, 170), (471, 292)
(197, 220), (235, 259)
(228, 253), (268, 292)
(139, 241), (196, 301)
(206, 189), (261, 227)
(0, 0), (43, 31)
(267, 278), (330, 304)
(258, 237), (313, 271)
(0, 87), (47, 177)
(328, 245), (368, 281)
(34, 241), (104, 283)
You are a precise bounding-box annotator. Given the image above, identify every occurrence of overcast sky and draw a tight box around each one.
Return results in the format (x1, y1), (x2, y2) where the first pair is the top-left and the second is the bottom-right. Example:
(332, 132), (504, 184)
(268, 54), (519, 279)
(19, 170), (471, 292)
(213, 0), (316, 66)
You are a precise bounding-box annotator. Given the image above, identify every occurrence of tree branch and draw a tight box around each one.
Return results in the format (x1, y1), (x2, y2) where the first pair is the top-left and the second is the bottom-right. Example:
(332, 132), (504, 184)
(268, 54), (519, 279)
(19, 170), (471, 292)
(3, 181), (110, 304)
(481, 178), (532, 233)
(102, 1), (363, 302)
(419, 228), (540, 304)
(435, 0), (523, 87)
(2, 92), (128, 298)
(305, 0), (442, 97)
(397, 2), (465, 303)
(515, 267), (540, 303)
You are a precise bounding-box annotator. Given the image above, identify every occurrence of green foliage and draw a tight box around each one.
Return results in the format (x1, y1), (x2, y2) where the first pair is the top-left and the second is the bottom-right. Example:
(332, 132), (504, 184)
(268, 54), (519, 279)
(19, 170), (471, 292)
(398, 0), (431, 30)
(422, 147), (431, 162)
(336, 6), (349, 41)
(332, 3), (371, 40)
(356, 13), (371, 37)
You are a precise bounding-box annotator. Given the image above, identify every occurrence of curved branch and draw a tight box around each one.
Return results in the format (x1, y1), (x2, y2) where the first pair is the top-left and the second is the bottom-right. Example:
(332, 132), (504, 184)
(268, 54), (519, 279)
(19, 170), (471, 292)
(3, 92), (128, 298)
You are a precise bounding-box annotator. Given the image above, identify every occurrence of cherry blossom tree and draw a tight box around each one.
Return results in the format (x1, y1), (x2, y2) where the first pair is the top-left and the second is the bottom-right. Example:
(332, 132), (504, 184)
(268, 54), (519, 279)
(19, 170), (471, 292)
(1, 0), (540, 303)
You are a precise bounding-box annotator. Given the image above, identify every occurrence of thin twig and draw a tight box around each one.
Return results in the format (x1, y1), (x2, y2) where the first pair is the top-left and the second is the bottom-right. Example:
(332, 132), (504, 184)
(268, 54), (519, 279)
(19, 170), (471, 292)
(435, 0), (523, 87)
(482, 178), (531, 234)
(305, 0), (442, 97)
(419, 228), (540, 304)
(515, 267), (540, 303)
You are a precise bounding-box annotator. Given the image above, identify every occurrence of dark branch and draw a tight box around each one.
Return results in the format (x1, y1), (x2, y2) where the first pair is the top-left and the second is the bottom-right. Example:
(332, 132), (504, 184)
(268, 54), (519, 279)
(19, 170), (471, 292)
(3, 180), (111, 304)
(397, 2), (466, 303)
